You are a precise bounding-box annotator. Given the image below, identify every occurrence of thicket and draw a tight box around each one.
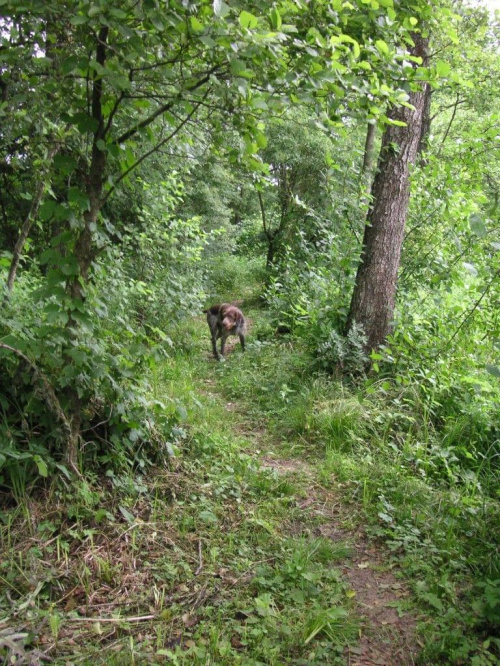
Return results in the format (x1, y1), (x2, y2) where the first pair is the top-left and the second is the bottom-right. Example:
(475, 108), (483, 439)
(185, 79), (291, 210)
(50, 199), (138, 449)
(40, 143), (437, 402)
(0, 0), (499, 661)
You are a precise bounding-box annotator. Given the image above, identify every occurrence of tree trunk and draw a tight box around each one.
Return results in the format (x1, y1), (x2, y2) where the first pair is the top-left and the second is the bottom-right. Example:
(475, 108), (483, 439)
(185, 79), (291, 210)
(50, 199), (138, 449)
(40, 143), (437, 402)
(417, 84), (432, 162)
(64, 27), (109, 472)
(360, 122), (377, 204)
(266, 237), (277, 269)
(346, 33), (430, 352)
(362, 122), (376, 175)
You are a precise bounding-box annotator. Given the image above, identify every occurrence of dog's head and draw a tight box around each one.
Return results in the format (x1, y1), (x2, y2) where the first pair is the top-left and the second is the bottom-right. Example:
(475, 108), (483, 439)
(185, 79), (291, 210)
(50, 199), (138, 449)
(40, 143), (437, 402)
(221, 306), (242, 331)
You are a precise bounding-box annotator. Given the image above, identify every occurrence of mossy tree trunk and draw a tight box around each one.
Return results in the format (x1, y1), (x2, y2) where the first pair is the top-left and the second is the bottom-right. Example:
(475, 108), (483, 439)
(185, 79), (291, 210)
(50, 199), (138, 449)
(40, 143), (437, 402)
(346, 34), (430, 352)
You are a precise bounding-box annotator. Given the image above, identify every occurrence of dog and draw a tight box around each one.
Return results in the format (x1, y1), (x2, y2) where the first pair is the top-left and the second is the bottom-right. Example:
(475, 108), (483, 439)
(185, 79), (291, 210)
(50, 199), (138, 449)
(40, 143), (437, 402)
(204, 304), (246, 360)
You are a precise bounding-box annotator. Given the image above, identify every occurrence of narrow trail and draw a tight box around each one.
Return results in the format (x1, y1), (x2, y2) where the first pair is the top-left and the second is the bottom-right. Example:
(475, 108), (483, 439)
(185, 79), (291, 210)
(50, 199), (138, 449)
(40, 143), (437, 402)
(214, 312), (420, 666)
(259, 456), (418, 666)
(1, 303), (423, 665)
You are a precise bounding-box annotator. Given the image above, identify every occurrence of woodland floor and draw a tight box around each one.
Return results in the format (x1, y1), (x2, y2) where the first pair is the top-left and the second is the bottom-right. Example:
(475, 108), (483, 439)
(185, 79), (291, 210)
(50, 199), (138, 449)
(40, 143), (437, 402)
(1, 299), (432, 665)
(209, 321), (420, 666)
(260, 455), (419, 666)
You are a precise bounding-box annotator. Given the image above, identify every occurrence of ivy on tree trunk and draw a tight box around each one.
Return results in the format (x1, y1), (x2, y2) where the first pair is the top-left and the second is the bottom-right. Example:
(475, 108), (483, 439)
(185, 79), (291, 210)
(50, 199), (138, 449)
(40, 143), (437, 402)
(346, 33), (431, 353)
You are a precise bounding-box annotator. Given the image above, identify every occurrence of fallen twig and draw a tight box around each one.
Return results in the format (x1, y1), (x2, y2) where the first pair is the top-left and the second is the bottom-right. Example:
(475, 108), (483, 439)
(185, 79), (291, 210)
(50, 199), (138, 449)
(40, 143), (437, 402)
(68, 614), (156, 623)
(195, 539), (203, 575)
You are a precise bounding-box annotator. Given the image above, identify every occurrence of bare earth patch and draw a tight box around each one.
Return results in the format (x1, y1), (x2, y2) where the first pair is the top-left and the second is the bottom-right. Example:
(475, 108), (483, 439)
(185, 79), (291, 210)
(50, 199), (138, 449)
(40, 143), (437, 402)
(259, 456), (419, 665)
(333, 529), (417, 666)
(260, 455), (312, 475)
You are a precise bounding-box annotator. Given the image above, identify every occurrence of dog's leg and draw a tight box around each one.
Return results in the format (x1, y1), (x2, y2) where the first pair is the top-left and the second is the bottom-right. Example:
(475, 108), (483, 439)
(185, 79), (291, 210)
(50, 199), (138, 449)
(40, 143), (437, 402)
(209, 318), (220, 360)
(211, 331), (220, 360)
(239, 332), (245, 352)
(220, 331), (229, 358)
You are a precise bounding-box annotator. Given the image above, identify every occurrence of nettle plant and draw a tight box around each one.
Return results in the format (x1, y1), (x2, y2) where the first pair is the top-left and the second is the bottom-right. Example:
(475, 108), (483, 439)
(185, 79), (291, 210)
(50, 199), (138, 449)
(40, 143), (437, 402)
(0, 258), (181, 488)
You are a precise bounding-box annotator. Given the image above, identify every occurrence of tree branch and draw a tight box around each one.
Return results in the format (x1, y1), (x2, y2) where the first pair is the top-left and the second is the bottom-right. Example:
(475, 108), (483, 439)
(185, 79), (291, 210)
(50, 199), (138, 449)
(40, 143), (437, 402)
(438, 268), (500, 354)
(102, 89), (211, 205)
(257, 189), (270, 238)
(437, 92), (461, 155)
(114, 65), (221, 145)
(5, 142), (62, 294)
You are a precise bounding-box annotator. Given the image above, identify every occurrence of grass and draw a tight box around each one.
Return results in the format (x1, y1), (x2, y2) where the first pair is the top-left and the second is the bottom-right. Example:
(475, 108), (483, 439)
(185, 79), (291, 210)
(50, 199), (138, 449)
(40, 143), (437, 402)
(0, 298), (358, 665)
(1, 280), (499, 664)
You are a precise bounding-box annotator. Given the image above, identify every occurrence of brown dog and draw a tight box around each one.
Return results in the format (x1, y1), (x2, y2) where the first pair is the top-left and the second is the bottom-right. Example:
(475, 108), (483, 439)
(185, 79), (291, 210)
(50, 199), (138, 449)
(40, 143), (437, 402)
(204, 304), (246, 360)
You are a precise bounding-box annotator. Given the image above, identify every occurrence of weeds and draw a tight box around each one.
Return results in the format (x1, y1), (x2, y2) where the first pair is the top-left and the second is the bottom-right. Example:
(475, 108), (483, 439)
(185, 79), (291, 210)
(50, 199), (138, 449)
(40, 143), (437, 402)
(1, 281), (499, 664)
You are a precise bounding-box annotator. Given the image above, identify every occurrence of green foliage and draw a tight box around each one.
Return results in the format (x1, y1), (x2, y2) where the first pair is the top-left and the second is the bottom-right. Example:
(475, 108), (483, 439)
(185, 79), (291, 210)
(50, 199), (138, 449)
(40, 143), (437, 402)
(205, 255), (265, 303)
(0, 260), (183, 489)
(106, 174), (209, 326)
(368, 310), (500, 494)
(316, 324), (368, 374)
(1, 0), (500, 662)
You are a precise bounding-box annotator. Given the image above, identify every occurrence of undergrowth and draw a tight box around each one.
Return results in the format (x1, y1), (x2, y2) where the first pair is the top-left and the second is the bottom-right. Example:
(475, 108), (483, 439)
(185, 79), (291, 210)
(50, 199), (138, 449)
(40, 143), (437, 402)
(0, 303), (356, 665)
(1, 281), (499, 664)
(206, 306), (500, 665)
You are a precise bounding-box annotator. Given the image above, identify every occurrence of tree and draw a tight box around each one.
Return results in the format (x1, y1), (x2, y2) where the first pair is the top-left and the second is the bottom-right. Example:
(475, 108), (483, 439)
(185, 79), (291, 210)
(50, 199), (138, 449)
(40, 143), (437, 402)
(1, 0), (300, 470)
(0, 0), (441, 476)
(255, 115), (340, 272)
(346, 32), (431, 352)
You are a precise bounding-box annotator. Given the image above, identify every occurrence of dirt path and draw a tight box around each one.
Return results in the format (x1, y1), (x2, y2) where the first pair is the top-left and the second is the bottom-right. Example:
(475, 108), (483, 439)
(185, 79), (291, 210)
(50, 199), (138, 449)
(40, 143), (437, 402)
(261, 455), (419, 665)
(205, 307), (419, 664)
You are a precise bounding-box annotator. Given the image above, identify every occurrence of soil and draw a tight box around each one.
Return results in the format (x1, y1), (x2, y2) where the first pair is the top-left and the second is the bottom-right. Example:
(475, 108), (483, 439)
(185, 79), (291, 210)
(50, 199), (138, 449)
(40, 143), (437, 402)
(260, 455), (419, 666)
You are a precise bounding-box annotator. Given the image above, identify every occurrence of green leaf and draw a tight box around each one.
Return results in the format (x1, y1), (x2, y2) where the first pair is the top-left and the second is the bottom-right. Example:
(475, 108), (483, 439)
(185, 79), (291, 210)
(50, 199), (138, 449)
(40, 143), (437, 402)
(40, 248), (58, 265)
(68, 187), (90, 211)
(469, 213), (486, 238)
(486, 365), (500, 378)
(239, 10), (258, 29)
(230, 58), (249, 75)
(54, 154), (77, 176)
(199, 35), (216, 47)
(94, 508), (114, 523)
(190, 16), (204, 32)
(119, 506), (136, 523)
(55, 463), (71, 480)
(71, 112), (99, 133)
(33, 455), (49, 478)
(109, 8), (127, 18)
(255, 131), (267, 148)
(375, 39), (390, 56)
(213, 0), (230, 18)
(251, 96), (268, 110)
(244, 138), (258, 154)
(421, 592), (444, 612)
(61, 55), (80, 74)
(270, 8), (282, 30)
(463, 262), (478, 277)
(199, 510), (218, 524)
(435, 60), (451, 77)
(39, 200), (58, 221)
(70, 14), (88, 25)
